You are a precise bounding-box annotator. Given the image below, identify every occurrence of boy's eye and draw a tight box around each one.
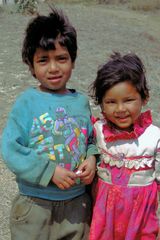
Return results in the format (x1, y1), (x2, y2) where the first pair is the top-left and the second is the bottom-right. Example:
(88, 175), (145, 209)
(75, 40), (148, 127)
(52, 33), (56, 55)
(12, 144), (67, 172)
(37, 57), (47, 63)
(58, 55), (69, 62)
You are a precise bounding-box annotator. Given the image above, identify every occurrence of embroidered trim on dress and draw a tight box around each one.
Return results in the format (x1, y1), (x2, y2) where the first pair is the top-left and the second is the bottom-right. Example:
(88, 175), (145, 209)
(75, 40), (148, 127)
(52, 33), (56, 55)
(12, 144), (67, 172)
(100, 152), (154, 169)
(102, 110), (152, 142)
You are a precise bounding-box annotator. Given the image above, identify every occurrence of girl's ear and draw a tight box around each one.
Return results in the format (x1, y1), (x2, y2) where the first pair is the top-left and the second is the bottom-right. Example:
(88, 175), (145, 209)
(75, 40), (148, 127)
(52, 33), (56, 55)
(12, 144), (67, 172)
(100, 104), (104, 113)
(72, 61), (75, 69)
(100, 104), (107, 118)
(143, 97), (149, 106)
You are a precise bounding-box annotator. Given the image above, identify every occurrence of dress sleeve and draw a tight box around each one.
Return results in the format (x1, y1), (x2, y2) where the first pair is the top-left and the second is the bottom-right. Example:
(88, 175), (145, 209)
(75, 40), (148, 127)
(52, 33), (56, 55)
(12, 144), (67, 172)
(1, 97), (56, 187)
(155, 139), (160, 191)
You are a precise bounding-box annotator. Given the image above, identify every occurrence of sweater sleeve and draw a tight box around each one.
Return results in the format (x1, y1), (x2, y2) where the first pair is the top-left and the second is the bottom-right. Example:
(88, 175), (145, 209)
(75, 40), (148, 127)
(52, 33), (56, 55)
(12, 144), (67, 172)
(1, 97), (56, 187)
(86, 114), (99, 158)
(86, 137), (99, 158)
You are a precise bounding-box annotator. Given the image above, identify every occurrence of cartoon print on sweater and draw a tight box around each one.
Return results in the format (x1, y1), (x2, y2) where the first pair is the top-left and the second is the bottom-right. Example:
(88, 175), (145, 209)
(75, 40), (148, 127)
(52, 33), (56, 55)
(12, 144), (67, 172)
(29, 107), (88, 170)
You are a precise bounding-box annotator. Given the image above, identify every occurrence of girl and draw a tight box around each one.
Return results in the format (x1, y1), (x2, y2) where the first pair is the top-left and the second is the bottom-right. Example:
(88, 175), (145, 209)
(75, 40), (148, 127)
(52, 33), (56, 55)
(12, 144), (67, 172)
(89, 52), (160, 240)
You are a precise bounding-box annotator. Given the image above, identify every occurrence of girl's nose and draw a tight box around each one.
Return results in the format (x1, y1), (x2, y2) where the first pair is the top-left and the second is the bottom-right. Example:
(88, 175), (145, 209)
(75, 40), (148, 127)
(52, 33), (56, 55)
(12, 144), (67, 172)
(116, 103), (126, 112)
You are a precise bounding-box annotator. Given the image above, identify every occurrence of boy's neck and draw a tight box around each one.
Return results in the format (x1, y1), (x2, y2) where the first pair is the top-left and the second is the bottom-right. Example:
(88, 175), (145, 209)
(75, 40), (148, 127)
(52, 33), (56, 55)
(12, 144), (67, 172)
(38, 85), (71, 94)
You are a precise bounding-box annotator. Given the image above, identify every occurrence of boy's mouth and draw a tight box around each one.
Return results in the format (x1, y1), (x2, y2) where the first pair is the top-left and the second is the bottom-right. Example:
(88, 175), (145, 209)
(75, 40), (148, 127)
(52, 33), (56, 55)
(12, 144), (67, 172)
(48, 76), (62, 82)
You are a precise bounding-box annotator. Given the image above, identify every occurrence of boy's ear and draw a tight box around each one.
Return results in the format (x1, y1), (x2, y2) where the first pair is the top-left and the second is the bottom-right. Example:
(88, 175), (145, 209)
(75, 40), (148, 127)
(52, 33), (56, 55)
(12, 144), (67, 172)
(29, 65), (34, 74)
(29, 65), (36, 78)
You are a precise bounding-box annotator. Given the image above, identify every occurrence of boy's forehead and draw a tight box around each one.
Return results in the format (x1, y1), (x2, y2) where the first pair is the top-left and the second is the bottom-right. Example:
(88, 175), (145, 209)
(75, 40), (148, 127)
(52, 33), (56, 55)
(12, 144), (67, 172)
(34, 43), (69, 55)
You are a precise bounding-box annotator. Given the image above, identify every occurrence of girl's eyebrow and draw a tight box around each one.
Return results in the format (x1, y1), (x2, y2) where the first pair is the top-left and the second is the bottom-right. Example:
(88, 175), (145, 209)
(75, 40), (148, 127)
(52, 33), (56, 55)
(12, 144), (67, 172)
(105, 98), (115, 100)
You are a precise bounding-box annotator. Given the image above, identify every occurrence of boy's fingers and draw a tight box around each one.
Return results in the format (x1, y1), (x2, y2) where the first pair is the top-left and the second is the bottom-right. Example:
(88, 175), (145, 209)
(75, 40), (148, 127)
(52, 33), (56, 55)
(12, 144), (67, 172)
(66, 176), (75, 185)
(58, 180), (72, 189)
(68, 171), (77, 179)
(58, 183), (65, 190)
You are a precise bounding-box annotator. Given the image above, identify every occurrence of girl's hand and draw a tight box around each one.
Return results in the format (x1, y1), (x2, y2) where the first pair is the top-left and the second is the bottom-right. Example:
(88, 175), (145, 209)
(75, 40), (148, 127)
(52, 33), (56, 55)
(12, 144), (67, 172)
(77, 155), (96, 185)
(52, 165), (77, 190)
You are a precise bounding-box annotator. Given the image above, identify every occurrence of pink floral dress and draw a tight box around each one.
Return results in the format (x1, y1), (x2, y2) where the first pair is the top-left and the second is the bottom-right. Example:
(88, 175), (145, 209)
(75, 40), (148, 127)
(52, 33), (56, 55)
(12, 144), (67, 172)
(90, 111), (160, 240)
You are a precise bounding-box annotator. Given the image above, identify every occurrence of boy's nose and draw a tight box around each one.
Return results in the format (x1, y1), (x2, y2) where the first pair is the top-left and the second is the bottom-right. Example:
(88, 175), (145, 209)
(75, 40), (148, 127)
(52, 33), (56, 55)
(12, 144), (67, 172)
(49, 60), (59, 72)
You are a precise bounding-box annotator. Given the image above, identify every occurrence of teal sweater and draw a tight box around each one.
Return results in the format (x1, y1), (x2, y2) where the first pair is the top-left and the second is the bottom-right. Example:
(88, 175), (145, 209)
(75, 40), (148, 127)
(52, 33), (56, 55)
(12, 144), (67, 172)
(2, 88), (98, 200)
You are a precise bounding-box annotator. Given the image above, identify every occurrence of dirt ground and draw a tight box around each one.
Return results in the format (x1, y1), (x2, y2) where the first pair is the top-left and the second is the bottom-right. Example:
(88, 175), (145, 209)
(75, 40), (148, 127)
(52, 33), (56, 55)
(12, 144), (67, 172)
(1, 1), (160, 239)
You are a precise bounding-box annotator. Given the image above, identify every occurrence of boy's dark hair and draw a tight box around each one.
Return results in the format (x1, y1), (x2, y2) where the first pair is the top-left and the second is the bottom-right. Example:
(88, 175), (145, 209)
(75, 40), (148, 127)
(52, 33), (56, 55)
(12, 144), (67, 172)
(22, 7), (77, 67)
(90, 52), (149, 105)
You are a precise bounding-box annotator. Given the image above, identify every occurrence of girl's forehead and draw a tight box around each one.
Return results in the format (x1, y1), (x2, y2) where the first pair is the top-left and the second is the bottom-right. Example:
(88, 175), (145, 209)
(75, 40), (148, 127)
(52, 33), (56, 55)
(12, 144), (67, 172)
(104, 81), (139, 98)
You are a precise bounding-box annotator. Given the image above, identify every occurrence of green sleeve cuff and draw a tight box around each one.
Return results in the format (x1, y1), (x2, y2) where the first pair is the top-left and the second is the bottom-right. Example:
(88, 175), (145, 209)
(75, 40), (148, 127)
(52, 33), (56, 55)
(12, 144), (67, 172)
(39, 160), (57, 187)
(86, 144), (99, 158)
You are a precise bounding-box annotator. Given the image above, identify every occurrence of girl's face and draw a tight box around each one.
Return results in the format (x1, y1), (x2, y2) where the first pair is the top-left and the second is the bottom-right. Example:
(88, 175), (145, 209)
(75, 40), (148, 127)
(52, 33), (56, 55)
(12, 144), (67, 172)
(102, 81), (147, 132)
(31, 41), (74, 94)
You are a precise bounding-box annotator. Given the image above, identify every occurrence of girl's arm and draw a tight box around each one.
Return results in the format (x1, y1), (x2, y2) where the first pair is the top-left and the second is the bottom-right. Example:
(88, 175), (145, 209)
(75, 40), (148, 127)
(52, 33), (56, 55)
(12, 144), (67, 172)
(155, 139), (160, 191)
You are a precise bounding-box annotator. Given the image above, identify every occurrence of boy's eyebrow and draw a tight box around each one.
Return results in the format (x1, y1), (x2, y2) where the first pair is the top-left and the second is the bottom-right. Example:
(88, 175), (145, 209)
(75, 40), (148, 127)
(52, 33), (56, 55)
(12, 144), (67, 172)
(35, 51), (48, 57)
(35, 55), (48, 60)
(38, 55), (48, 58)
(56, 53), (69, 57)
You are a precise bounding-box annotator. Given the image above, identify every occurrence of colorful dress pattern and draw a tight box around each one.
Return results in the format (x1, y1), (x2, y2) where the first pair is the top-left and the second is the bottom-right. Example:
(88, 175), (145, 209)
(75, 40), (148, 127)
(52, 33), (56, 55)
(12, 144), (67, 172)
(90, 111), (160, 240)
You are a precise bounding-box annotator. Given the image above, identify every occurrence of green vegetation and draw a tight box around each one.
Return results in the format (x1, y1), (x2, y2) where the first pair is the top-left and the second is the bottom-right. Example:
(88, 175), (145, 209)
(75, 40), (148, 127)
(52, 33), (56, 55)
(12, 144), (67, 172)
(16, 0), (38, 14)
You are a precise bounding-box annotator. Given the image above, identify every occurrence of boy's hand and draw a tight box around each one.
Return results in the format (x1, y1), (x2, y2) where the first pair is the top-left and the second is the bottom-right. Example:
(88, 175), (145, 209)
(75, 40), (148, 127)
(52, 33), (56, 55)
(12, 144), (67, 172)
(76, 155), (96, 185)
(52, 165), (77, 190)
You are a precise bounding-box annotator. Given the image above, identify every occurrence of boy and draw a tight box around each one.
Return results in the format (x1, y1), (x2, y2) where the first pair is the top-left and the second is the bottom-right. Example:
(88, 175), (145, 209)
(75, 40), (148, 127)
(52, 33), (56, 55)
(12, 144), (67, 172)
(1, 7), (98, 240)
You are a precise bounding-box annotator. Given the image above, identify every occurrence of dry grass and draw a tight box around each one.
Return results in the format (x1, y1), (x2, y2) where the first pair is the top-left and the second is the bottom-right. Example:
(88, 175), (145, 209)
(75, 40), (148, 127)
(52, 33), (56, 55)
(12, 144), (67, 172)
(98, 0), (127, 4)
(48, 0), (96, 4)
(97, 0), (160, 11)
(129, 0), (160, 11)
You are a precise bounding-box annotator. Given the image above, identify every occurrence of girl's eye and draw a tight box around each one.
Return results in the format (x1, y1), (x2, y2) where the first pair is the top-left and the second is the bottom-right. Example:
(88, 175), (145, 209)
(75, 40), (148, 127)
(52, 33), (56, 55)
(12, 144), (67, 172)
(126, 99), (135, 102)
(105, 100), (115, 104)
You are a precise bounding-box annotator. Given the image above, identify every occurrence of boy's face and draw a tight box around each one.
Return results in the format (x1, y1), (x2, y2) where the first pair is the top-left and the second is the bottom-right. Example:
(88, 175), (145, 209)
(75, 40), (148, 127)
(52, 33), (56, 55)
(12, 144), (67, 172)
(31, 41), (74, 94)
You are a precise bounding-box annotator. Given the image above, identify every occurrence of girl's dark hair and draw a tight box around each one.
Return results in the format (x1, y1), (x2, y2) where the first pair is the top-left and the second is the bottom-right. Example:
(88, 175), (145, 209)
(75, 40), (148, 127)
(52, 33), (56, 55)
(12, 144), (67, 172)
(22, 7), (77, 67)
(90, 52), (149, 105)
